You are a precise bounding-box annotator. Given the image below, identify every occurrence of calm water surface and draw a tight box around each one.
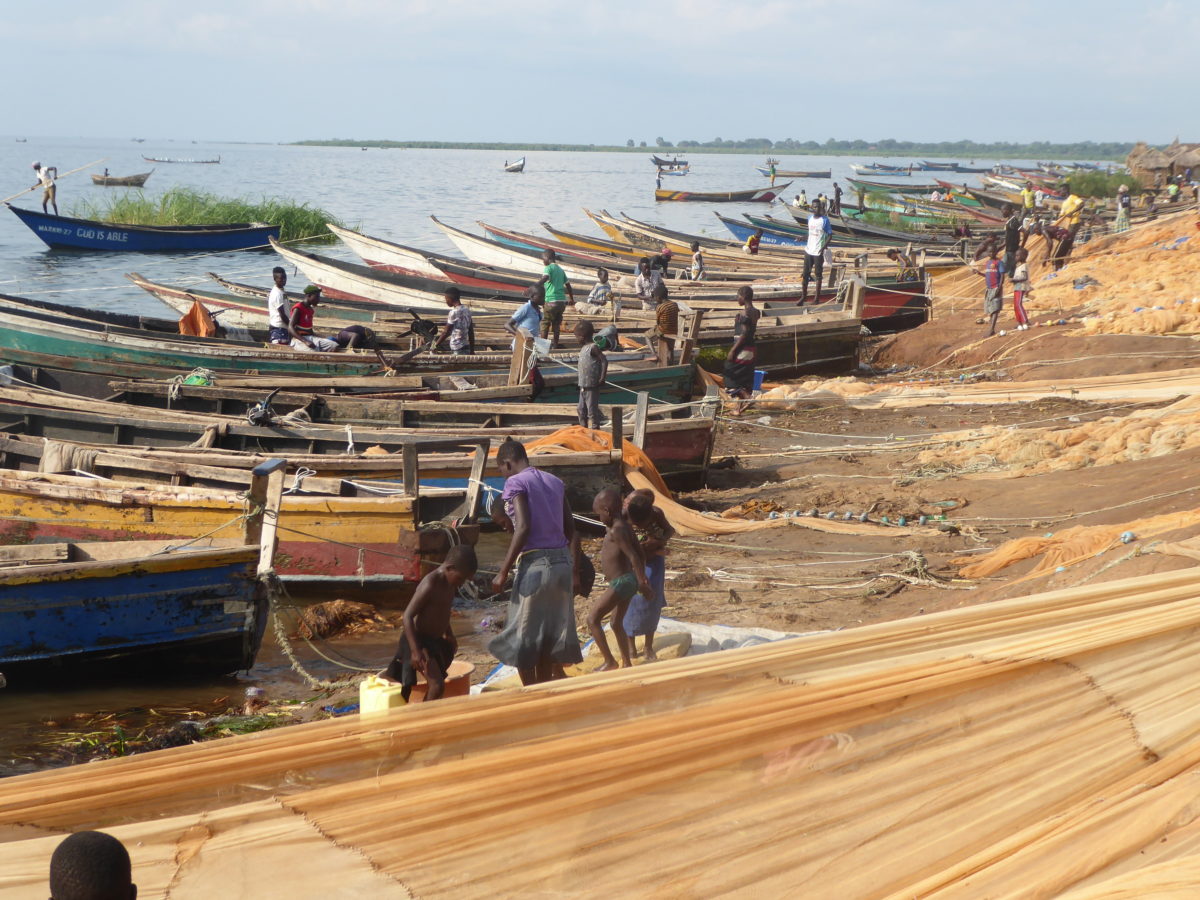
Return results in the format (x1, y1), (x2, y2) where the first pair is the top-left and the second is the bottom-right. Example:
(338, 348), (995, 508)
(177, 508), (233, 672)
(0, 137), (1026, 317)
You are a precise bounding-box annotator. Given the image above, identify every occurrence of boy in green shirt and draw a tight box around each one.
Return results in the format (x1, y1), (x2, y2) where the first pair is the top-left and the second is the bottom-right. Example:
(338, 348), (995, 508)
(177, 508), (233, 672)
(537, 248), (575, 348)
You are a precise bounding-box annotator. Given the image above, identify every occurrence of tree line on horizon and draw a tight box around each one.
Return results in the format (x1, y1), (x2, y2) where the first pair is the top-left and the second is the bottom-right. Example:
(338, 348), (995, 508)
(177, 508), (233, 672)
(296, 137), (1137, 159)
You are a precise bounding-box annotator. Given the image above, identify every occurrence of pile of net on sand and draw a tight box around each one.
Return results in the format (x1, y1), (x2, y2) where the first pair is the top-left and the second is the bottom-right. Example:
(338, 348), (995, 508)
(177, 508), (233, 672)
(1014, 214), (1200, 335)
(954, 508), (1200, 579)
(916, 395), (1200, 477)
(523, 426), (916, 538)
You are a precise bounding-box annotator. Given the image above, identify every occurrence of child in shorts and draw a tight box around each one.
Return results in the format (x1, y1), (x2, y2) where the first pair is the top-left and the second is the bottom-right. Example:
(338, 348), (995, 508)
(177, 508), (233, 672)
(588, 488), (651, 671)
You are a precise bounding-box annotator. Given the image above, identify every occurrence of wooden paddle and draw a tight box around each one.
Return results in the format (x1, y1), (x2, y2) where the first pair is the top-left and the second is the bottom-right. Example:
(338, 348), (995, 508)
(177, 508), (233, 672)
(2, 157), (107, 205)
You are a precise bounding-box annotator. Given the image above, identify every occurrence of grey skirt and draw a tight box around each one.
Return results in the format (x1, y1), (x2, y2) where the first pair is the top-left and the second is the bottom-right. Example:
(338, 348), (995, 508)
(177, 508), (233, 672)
(488, 547), (583, 670)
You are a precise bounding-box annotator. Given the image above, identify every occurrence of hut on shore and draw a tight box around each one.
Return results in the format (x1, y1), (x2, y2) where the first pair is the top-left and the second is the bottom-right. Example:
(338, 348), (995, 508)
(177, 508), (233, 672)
(1127, 139), (1200, 187)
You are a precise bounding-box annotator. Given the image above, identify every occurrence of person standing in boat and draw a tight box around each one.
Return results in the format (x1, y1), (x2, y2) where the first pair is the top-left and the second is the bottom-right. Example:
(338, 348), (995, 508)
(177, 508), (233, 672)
(287, 285), (339, 351)
(267, 266), (290, 345)
(434, 285), (475, 355)
(489, 438), (584, 685)
(537, 249), (574, 349)
(31, 162), (58, 215)
(801, 201), (832, 304)
(768, 161), (777, 186)
(723, 285), (760, 411)
(505, 284), (544, 349)
(831, 183), (843, 216)
(634, 257), (664, 310)
(690, 241), (706, 281)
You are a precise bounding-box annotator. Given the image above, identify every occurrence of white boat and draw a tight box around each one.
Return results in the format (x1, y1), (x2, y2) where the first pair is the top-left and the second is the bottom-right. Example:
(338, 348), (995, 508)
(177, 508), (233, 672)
(503, 157), (525, 173)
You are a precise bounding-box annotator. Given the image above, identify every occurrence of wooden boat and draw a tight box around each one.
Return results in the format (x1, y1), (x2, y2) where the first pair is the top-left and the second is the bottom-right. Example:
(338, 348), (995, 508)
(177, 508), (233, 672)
(849, 163), (913, 176)
(0, 540), (268, 678)
(659, 166), (689, 176)
(0, 460), (283, 679)
(143, 155), (220, 164)
(0, 430), (488, 586)
(6, 205), (278, 252)
(918, 160), (959, 171)
(91, 170), (153, 187)
(655, 183), (789, 203)
(650, 155), (688, 168)
(754, 166), (831, 178)
(846, 177), (952, 194)
(503, 157), (526, 173)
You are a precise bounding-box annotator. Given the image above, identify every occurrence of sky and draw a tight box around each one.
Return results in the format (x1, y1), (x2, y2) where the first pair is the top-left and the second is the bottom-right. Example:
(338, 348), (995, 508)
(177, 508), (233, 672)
(1, 0), (1190, 146)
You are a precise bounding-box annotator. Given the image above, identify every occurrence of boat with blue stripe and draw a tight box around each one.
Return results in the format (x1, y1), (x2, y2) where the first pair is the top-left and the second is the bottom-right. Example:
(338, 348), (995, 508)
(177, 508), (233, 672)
(6, 204), (280, 252)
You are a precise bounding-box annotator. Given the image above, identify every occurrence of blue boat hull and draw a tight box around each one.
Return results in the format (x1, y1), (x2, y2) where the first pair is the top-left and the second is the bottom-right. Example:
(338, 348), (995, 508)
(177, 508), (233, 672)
(717, 215), (805, 247)
(6, 204), (280, 252)
(0, 548), (267, 677)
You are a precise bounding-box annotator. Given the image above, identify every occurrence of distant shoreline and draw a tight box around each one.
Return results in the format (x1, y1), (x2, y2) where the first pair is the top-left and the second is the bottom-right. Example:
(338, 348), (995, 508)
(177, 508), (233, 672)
(293, 139), (1130, 161)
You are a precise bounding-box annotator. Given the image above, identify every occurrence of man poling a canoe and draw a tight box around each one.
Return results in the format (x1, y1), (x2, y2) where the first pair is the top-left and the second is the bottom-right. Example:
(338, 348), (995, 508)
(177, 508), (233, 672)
(31, 162), (58, 215)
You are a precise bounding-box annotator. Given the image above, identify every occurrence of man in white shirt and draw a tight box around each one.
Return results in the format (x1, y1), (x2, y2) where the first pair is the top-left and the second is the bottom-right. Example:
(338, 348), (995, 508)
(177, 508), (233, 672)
(801, 201), (833, 304)
(267, 267), (290, 344)
(31, 162), (58, 214)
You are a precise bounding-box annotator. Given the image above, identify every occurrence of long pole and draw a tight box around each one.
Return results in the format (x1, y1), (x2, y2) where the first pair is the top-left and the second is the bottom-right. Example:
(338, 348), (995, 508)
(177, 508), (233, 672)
(1, 157), (107, 206)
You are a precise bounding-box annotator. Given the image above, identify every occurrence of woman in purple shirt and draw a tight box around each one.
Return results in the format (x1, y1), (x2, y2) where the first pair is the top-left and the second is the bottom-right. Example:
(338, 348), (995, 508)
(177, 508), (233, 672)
(488, 439), (584, 684)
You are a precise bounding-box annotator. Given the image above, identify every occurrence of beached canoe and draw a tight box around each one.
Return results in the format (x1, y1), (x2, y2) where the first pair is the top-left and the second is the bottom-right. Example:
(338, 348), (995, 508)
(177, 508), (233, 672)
(655, 183), (789, 203)
(503, 157), (525, 172)
(0, 540), (267, 678)
(6, 205), (278, 251)
(90, 170), (153, 187)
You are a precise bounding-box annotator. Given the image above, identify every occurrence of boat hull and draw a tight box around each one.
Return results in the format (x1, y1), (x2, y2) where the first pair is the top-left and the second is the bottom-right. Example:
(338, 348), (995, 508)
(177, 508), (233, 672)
(6, 205), (277, 251)
(0, 546), (266, 676)
(655, 183), (789, 202)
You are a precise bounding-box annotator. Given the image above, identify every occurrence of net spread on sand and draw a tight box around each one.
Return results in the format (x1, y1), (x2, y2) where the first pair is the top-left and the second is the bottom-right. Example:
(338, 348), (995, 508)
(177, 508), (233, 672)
(6, 568), (1200, 896)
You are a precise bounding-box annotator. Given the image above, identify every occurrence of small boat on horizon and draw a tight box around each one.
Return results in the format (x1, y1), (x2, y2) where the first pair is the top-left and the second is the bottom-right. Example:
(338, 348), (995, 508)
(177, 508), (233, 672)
(754, 165), (831, 179)
(650, 154), (688, 168)
(143, 155), (220, 164)
(504, 157), (526, 173)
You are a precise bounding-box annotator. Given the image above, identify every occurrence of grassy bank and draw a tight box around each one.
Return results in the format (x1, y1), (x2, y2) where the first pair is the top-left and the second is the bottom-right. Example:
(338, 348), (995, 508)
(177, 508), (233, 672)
(72, 187), (342, 242)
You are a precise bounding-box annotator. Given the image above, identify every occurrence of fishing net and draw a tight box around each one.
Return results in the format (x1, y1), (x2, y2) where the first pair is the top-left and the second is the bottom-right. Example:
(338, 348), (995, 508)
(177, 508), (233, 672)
(954, 508), (1200, 579)
(916, 395), (1200, 477)
(8, 568), (1200, 896)
(521, 426), (914, 538)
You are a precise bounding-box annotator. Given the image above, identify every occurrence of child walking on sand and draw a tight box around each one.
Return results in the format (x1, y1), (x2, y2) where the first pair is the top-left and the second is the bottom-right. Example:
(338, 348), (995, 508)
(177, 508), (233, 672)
(1011, 247), (1032, 330)
(588, 488), (652, 671)
(976, 246), (1005, 336)
(385, 545), (477, 701)
(623, 489), (675, 661)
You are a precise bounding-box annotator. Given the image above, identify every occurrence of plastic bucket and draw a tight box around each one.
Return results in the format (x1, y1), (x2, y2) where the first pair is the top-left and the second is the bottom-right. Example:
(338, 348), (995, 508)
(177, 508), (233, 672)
(753, 369), (767, 391)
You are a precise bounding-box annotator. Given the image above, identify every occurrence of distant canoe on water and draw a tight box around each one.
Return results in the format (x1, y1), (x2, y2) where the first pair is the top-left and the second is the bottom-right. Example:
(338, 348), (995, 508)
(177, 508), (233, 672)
(6, 205), (279, 252)
(655, 182), (790, 203)
(91, 170), (154, 187)
(650, 154), (688, 168)
(504, 157), (526, 173)
(754, 166), (831, 179)
(143, 155), (220, 164)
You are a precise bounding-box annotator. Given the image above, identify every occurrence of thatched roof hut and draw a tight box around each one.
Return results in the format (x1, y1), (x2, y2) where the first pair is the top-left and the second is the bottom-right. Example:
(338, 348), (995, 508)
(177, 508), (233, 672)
(1126, 140), (1195, 186)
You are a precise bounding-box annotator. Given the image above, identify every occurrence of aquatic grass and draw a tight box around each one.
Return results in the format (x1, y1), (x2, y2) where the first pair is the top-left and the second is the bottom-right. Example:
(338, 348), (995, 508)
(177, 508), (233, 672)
(71, 187), (342, 242)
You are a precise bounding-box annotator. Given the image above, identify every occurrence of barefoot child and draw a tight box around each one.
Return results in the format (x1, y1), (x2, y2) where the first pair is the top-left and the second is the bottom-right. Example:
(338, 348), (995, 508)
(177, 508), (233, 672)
(622, 489), (675, 661)
(385, 545), (477, 700)
(1011, 247), (1032, 330)
(588, 488), (652, 671)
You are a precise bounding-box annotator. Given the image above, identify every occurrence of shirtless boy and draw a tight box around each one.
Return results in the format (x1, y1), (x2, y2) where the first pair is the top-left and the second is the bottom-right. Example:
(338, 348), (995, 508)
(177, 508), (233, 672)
(588, 488), (652, 671)
(386, 545), (477, 701)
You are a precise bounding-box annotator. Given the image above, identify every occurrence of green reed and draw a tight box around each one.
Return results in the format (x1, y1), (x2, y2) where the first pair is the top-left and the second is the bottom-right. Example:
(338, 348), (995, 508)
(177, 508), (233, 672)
(71, 187), (341, 241)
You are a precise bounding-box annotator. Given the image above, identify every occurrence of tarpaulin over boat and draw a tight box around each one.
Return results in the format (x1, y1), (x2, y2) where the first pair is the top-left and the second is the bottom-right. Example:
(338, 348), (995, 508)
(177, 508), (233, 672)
(7, 567), (1200, 896)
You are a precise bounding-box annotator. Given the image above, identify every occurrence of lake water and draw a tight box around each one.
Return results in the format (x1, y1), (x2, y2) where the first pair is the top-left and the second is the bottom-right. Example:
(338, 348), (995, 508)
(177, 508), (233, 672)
(0, 137), (1027, 318)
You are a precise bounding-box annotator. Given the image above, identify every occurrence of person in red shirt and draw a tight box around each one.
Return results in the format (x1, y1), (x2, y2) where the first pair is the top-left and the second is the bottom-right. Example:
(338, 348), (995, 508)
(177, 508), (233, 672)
(286, 285), (339, 351)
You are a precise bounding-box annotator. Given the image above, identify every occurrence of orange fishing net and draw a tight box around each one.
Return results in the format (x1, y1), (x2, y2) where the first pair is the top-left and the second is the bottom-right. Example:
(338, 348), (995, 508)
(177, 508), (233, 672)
(8, 568), (1200, 896)
(955, 508), (1200, 579)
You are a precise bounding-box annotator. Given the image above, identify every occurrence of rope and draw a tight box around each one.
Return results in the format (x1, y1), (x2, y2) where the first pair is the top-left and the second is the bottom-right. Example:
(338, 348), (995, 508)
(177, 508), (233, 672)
(283, 467), (316, 495)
